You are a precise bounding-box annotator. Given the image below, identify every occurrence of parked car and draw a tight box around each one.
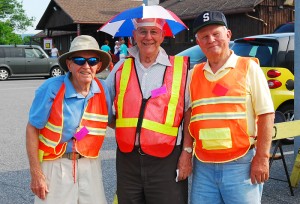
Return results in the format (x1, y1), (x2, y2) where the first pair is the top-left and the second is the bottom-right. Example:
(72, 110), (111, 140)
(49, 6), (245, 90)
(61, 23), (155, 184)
(274, 22), (294, 33)
(176, 41), (234, 69)
(232, 33), (295, 122)
(0, 45), (64, 80)
(176, 33), (295, 122)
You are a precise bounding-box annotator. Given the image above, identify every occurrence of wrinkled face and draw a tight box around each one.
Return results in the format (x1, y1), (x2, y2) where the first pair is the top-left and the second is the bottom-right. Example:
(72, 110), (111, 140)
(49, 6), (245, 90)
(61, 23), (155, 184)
(133, 26), (165, 56)
(66, 50), (102, 84)
(195, 24), (232, 59)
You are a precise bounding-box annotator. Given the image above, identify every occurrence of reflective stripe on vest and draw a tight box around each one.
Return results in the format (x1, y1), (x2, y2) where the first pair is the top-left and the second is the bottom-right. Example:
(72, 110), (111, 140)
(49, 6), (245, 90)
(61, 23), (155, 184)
(39, 78), (108, 161)
(115, 56), (188, 157)
(39, 83), (66, 161)
(189, 57), (256, 163)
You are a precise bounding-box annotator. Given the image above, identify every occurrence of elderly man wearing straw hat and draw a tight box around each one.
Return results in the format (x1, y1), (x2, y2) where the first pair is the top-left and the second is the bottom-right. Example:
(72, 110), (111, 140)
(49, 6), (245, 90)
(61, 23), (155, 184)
(106, 18), (193, 204)
(26, 35), (112, 204)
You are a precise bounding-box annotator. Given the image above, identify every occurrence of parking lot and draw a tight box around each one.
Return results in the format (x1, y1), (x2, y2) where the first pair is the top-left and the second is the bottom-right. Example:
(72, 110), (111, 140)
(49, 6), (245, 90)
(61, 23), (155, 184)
(0, 77), (300, 204)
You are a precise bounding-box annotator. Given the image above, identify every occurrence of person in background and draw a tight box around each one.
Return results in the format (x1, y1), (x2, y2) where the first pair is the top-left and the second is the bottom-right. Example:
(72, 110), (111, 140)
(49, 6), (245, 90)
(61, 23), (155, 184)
(112, 40), (120, 64)
(114, 41), (120, 56)
(101, 40), (113, 55)
(187, 11), (275, 204)
(50, 44), (59, 58)
(26, 35), (112, 204)
(105, 18), (192, 204)
(118, 38), (128, 60)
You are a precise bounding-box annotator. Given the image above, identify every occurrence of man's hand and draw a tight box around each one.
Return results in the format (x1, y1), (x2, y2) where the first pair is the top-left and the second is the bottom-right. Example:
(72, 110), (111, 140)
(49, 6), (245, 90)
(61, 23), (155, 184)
(250, 112), (274, 184)
(177, 150), (193, 181)
(250, 154), (269, 184)
(30, 169), (49, 200)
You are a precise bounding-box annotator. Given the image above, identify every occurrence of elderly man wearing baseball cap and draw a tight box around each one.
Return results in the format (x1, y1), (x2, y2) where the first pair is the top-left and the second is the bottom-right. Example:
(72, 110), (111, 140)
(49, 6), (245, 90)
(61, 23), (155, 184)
(26, 35), (112, 203)
(105, 17), (191, 204)
(187, 11), (274, 203)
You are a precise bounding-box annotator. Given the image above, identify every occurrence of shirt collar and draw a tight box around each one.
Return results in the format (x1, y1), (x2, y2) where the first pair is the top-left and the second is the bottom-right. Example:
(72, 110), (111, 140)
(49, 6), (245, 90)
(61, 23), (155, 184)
(127, 45), (172, 67)
(203, 50), (239, 74)
(63, 72), (100, 99)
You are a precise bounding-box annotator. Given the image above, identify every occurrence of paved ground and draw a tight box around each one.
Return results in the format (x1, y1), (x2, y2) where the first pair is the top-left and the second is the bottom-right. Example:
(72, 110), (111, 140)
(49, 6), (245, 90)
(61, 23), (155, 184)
(0, 77), (300, 204)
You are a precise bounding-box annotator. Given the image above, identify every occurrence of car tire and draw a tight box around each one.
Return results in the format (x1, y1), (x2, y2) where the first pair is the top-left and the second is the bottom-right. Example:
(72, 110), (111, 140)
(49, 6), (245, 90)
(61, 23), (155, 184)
(278, 104), (294, 121)
(50, 67), (64, 77)
(0, 68), (9, 81)
(277, 104), (294, 145)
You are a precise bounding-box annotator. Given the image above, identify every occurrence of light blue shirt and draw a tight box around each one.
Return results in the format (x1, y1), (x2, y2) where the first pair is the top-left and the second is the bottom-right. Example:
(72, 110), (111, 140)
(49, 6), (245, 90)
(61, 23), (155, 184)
(101, 44), (111, 53)
(119, 44), (128, 56)
(29, 72), (112, 152)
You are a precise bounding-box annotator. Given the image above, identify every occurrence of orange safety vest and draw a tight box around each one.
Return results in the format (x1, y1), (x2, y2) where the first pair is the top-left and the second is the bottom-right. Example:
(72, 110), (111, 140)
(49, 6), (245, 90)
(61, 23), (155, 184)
(189, 57), (257, 163)
(38, 78), (108, 161)
(115, 56), (188, 158)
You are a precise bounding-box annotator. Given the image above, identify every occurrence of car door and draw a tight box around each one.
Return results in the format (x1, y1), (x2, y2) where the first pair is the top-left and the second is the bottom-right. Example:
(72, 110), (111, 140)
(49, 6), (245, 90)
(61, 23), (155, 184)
(4, 47), (26, 74)
(25, 47), (50, 75)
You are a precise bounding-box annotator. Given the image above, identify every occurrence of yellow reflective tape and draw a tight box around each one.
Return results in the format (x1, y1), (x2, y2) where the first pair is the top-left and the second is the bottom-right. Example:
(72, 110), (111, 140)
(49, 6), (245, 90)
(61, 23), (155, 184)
(45, 122), (62, 134)
(200, 128), (231, 139)
(116, 118), (178, 136)
(191, 112), (246, 122)
(165, 56), (183, 125)
(79, 126), (106, 136)
(192, 96), (246, 108)
(117, 59), (132, 119)
(39, 134), (58, 148)
(116, 118), (138, 127)
(38, 149), (44, 163)
(142, 119), (178, 136)
(82, 112), (108, 122)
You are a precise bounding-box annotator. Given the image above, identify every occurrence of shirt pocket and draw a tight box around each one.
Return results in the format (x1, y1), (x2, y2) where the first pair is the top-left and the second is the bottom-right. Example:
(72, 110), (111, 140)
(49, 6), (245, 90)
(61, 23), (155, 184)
(199, 128), (232, 150)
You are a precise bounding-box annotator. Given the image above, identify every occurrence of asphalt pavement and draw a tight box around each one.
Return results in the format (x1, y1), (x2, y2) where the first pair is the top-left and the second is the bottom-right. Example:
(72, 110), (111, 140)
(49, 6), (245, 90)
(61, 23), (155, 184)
(0, 76), (300, 204)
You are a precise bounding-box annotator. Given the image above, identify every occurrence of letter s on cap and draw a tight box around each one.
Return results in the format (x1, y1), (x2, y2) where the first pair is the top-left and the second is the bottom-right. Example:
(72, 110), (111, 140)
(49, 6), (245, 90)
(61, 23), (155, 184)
(203, 13), (210, 22)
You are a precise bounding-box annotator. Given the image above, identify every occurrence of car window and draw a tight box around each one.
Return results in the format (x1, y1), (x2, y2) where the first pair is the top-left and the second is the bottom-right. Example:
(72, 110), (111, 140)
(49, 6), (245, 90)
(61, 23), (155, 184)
(232, 42), (275, 67)
(10, 47), (24, 58)
(25, 48), (36, 58)
(25, 48), (43, 58)
(33, 47), (44, 57)
(0, 48), (4, 58)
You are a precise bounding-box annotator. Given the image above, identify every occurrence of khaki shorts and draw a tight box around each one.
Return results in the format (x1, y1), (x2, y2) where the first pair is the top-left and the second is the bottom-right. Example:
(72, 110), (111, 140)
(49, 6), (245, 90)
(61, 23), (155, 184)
(34, 157), (107, 204)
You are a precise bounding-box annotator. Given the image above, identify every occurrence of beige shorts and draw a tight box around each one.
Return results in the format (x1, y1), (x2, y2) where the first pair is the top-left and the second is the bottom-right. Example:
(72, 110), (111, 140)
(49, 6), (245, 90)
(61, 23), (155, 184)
(34, 157), (107, 204)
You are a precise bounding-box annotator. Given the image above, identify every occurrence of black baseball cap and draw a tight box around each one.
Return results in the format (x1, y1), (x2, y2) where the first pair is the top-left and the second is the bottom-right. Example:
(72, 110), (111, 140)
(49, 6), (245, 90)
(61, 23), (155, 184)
(193, 11), (228, 34)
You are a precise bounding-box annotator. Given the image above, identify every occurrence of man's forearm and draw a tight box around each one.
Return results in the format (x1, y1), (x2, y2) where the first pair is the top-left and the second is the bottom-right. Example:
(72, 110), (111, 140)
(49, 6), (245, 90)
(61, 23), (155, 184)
(183, 108), (194, 148)
(26, 122), (42, 172)
(255, 112), (274, 158)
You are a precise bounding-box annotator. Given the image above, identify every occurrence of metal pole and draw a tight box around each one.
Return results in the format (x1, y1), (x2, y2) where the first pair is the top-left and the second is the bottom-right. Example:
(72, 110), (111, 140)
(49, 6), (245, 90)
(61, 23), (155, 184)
(294, 1), (300, 155)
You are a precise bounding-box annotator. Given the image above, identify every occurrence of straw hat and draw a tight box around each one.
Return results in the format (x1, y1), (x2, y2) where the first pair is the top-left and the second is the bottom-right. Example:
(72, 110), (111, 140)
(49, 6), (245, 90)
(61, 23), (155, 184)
(58, 35), (111, 73)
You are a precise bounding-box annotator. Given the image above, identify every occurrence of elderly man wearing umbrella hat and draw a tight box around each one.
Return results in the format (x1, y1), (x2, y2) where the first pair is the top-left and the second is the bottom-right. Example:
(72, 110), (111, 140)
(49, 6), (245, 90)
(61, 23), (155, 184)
(26, 35), (112, 204)
(105, 16), (193, 204)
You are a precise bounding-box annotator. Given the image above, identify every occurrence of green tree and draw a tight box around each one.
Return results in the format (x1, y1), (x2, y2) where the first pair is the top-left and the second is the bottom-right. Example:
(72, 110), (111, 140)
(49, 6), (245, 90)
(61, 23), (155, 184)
(22, 35), (32, 44)
(0, 0), (35, 44)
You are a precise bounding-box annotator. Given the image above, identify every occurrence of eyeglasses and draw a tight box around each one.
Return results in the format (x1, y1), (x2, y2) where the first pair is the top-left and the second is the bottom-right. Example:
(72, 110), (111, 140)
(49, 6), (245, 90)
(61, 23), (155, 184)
(136, 28), (162, 37)
(70, 57), (100, 66)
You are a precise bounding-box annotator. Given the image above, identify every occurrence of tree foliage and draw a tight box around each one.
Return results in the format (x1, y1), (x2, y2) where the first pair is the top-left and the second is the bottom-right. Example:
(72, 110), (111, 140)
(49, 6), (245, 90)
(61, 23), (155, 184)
(0, 0), (35, 44)
(0, 22), (23, 44)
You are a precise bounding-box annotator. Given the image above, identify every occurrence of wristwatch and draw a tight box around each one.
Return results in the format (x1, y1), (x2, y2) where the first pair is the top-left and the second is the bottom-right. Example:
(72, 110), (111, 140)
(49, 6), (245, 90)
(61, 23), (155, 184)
(183, 147), (193, 154)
